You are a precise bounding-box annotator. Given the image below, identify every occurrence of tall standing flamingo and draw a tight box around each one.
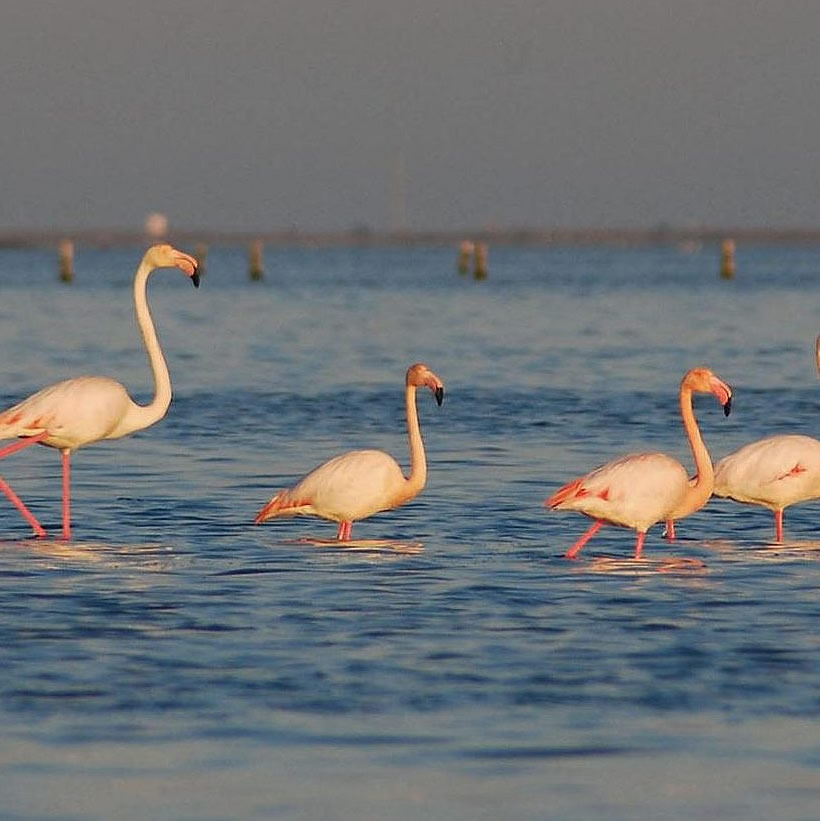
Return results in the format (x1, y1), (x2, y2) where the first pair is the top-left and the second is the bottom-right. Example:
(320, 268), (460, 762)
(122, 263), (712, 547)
(713, 335), (820, 542)
(0, 244), (199, 540)
(254, 363), (444, 541)
(546, 368), (732, 559)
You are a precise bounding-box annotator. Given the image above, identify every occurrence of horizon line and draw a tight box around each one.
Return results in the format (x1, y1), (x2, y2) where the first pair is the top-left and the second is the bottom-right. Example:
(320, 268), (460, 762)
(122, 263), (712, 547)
(3, 224), (820, 248)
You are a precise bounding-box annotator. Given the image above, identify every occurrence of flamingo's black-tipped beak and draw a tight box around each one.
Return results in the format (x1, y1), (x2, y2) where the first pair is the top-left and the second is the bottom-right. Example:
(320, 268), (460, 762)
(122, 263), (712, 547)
(191, 269), (200, 288)
(723, 397), (732, 417)
(434, 386), (444, 406)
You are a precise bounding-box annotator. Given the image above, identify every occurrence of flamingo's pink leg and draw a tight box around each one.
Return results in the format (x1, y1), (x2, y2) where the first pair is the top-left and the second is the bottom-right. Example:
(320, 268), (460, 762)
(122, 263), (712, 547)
(664, 519), (676, 541)
(0, 431), (49, 460)
(566, 519), (604, 559)
(336, 520), (352, 541)
(774, 509), (784, 543)
(61, 449), (71, 541)
(0, 474), (47, 537)
(0, 433), (50, 537)
(634, 531), (646, 559)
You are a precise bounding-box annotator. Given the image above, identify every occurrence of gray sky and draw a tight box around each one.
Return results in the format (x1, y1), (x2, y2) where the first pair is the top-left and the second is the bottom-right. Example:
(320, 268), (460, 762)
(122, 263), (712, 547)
(2, 1), (819, 233)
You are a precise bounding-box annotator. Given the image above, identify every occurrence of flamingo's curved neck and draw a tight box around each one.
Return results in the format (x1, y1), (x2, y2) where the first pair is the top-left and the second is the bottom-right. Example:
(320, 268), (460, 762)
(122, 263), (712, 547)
(402, 384), (427, 498)
(815, 335), (820, 380)
(120, 261), (171, 435)
(676, 383), (714, 517)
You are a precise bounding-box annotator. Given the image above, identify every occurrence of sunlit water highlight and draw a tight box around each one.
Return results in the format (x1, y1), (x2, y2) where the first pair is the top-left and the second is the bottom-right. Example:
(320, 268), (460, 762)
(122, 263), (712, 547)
(1, 244), (819, 819)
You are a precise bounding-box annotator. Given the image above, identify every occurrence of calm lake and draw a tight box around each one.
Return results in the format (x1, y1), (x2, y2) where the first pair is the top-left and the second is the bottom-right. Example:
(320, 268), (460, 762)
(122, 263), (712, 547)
(0, 243), (819, 820)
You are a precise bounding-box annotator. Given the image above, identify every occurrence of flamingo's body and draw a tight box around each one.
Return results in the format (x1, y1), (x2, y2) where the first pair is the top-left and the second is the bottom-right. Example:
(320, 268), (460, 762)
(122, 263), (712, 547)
(714, 434), (820, 542)
(0, 244), (199, 539)
(255, 363), (444, 541)
(1, 377), (147, 449)
(713, 336), (820, 543)
(546, 368), (732, 559)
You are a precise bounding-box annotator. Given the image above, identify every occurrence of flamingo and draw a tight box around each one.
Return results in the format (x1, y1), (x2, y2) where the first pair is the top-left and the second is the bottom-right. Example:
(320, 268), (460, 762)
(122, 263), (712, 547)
(254, 363), (444, 541)
(546, 368), (732, 559)
(0, 244), (199, 540)
(713, 335), (820, 543)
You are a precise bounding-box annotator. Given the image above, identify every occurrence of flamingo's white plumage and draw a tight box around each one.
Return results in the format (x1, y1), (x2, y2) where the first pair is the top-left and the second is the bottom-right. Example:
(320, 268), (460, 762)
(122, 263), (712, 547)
(0, 244), (199, 539)
(255, 363), (444, 541)
(713, 336), (820, 542)
(546, 368), (732, 559)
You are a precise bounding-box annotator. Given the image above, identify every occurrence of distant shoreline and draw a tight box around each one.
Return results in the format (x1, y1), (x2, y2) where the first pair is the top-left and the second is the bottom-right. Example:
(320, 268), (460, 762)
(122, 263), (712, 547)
(3, 226), (820, 248)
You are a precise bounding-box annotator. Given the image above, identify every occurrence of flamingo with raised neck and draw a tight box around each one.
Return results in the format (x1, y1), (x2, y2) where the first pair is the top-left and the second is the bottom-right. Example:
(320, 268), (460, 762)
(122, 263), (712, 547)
(0, 244), (199, 539)
(255, 363), (445, 541)
(546, 367), (732, 559)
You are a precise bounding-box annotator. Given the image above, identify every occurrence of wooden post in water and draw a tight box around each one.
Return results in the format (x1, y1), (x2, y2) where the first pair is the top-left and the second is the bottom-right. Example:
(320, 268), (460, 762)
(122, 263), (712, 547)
(720, 238), (735, 279)
(249, 240), (264, 281)
(473, 242), (488, 280)
(58, 239), (74, 283)
(457, 240), (474, 275)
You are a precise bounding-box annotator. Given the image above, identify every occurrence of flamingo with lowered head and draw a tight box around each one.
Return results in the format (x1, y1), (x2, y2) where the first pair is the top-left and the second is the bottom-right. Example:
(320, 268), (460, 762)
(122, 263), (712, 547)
(255, 363), (444, 541)
(713, 335), (820, 543)
(546, 368), (732, 559)
(0, 244), (199, 540)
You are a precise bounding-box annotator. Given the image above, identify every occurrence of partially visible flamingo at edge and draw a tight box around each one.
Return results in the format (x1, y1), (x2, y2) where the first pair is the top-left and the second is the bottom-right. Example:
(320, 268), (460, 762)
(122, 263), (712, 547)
(546, 368), (733, 559)
(713, 334), (820, 543)
(0, 244), (199, 540)
(254, 363), (444, 541)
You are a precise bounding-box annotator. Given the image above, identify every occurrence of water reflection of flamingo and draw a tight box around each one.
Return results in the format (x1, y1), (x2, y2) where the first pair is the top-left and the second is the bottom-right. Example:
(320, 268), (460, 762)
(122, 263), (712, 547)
(546, 368), (732, 559)
(0, 244), (199, 540)
(714, 336), (820, 543)
(255, 363), (444, 541)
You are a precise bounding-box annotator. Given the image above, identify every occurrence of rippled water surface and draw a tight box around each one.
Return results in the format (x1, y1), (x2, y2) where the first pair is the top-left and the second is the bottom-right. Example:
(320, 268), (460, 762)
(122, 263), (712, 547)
(1, 244), (819, 819)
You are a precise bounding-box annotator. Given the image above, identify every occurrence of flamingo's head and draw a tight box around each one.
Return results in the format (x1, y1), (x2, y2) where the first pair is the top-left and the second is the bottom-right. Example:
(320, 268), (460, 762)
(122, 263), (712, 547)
(144, 244), (200, 287)
(406, 363), (445, 406)
(682, 367), (732, 416)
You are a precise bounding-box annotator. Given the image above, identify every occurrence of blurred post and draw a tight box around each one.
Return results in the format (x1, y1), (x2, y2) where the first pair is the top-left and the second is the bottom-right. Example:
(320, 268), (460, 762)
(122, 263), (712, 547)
(457, 240), (474, 275)
(720, 238), (735, 279)
(58, 239), (74, 283)
(473, 242), (488, 280)
(144, 212), (168, 240)
(249, 239), (264, 281)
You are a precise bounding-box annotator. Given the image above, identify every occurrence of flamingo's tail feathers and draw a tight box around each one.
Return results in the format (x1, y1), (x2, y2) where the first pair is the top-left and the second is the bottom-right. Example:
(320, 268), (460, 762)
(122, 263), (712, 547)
(0, 409), (50, 440)
(0, 410), (26, 438)
(254, 491), (313, 524)
(545, 477), (589, 509)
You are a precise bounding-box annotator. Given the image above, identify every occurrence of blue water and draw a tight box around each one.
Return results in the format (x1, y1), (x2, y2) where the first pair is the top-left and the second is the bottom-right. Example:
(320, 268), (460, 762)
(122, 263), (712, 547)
(1, 244), (819, 819)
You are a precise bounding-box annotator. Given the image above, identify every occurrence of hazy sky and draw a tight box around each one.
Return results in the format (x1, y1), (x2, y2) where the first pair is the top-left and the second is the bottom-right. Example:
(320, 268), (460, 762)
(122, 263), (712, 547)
(2, 1), (820, 233)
